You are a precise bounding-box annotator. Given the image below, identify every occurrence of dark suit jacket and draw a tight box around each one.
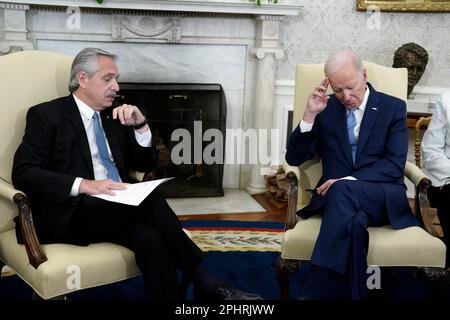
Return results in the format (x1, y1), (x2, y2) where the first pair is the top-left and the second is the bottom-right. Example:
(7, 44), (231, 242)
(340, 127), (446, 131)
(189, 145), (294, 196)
(285, 83), (417, 229)
(12, 95), (155, 244)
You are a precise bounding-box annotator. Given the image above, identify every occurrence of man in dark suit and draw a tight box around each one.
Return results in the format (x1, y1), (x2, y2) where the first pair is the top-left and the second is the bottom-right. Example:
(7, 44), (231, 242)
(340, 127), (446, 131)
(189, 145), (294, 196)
(285, 50), (418, 299)
(12, 47), (261, 301)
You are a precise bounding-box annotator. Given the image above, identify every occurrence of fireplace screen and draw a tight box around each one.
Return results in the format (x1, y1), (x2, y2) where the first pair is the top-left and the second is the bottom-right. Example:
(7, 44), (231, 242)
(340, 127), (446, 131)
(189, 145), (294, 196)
(117, 83), (226, 198)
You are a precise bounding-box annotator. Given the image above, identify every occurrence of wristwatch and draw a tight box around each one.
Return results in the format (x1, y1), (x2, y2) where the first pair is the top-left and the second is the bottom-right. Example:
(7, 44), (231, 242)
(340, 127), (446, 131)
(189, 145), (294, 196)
(133, 119), (147, 129)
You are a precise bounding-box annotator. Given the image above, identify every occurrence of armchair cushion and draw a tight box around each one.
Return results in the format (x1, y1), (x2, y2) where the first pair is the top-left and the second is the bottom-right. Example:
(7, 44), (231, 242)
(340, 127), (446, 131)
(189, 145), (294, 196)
(0, 229), (140, 299)
(281, 216), (446, 267)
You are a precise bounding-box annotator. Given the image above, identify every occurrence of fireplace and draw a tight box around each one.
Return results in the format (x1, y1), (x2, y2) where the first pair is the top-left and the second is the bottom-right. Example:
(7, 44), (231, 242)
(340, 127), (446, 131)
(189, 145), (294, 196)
(118, 83), (226, 198)
(0, 0), (301, 193)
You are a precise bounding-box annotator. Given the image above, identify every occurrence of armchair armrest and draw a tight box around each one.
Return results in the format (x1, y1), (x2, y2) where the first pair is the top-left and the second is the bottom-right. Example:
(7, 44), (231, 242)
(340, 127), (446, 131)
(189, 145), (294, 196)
(404, 161), (428, 187)
(282, 163), (300, 182)
(403, 162), (437, 237)
(0, 178), (47, 269)
(282, 162), (299, 231)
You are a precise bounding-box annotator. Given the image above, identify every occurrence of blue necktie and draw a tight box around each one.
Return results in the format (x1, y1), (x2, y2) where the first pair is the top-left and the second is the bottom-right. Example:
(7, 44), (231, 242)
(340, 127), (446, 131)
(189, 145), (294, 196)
(92, 112), (121, 182)
(347, 109), (357, 164)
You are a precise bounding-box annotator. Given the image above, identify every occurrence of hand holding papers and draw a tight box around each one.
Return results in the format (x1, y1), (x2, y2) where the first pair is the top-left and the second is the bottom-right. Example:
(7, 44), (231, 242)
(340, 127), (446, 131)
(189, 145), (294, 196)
(93, 177), (173, 206)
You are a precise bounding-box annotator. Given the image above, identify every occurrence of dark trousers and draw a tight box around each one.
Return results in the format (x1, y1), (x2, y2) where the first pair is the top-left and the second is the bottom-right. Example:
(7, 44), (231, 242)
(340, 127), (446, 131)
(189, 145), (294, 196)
(301, 180), (388, 300)
(68, 190), (203, 300)
(428, 185), (450, 268)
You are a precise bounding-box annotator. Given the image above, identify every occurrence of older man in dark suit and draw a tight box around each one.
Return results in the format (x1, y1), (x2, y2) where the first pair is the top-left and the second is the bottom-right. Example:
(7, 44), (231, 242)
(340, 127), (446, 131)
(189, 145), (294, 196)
(12, 47), (261, 301)
(286, 50), (418, 299)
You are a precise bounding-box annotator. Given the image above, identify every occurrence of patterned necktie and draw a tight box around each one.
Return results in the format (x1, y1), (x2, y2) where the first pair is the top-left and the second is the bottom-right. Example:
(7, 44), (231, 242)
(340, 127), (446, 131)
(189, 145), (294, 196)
(92, 112), (121, 182)
(347, 109), (357, 164)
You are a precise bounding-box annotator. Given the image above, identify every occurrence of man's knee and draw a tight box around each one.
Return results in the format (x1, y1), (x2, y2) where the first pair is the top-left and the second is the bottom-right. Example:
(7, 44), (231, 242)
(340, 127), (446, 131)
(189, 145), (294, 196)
(351, 211), (368, 230)
(127, 224), (165, 251)
(327, 180), (354, 201)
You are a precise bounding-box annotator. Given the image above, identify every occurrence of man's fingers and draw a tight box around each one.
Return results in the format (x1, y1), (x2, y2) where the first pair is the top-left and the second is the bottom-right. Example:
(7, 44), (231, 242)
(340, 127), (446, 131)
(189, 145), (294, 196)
(103, 189), (116, 196)
(316, 179), (334, 196)
(321, 78), (330, 89)
(113, 104), (141, 125)
(321, 96), (330, 103)
(108, 181), (128, 190)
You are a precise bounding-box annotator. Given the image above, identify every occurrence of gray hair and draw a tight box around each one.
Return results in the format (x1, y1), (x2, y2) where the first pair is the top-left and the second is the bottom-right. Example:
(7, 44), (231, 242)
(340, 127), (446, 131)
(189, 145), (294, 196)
(69, 48), (117, 93)
(324, 50), (363, 76)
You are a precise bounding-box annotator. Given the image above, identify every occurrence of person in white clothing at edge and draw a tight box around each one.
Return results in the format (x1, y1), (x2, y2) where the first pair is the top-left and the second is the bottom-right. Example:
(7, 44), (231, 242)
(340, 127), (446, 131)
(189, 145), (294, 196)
(422, 90), (450, 269)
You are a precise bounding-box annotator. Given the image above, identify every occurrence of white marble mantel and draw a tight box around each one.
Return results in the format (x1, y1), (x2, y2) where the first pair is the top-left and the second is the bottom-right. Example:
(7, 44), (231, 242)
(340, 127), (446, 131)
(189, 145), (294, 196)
(2, 0), (302, 16)
(0, 0), (303, 193)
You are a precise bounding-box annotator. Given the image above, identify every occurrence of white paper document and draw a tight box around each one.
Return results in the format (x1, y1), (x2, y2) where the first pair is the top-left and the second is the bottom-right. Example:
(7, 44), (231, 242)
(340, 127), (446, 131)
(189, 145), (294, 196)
(93, 177), (174, 206)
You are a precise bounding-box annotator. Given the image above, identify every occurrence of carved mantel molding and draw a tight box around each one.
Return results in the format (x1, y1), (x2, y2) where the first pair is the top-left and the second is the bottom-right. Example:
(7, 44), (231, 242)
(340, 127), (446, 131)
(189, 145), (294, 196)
(0, 3), (33, 54)
(1, 0), (303, 16)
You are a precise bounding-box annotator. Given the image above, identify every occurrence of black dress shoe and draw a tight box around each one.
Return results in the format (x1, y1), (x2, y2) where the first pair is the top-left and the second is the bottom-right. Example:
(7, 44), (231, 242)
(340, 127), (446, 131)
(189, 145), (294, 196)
(195, 282), (264, 300)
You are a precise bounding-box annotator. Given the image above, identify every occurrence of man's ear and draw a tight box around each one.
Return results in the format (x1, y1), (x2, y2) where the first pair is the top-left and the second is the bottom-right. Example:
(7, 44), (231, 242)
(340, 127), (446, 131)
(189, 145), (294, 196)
(77, 71), (88, 89)
(362, 68), (368, 83)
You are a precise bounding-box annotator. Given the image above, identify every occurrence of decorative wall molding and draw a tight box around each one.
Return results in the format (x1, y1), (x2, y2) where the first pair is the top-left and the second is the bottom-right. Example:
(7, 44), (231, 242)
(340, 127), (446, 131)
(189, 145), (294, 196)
(410, 86), (447, 104)
(2, 0), (303, 16)
(0, 3), (33, 53)
(112, 16), (181, 42)
(251, 47), (284, 60)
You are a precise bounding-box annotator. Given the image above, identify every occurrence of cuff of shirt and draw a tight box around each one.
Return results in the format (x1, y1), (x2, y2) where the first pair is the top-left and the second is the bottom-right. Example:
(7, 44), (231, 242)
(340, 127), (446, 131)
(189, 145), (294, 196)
(299, 120), (314, 133)
(135, 128), (152, 147)
(70, 177), (82, 197)
(339, 176), (357, 181)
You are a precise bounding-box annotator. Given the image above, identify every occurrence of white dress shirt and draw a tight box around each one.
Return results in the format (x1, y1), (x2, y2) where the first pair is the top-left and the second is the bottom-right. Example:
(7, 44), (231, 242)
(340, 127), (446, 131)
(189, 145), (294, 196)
(422, 90), (450, 187)
(70, 94), (152, 196)
(298, 85), (370, 181)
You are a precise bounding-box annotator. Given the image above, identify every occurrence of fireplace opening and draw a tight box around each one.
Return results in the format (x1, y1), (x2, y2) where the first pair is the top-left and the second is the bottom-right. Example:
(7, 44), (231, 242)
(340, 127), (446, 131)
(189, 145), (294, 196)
(117, 83), (226, 198)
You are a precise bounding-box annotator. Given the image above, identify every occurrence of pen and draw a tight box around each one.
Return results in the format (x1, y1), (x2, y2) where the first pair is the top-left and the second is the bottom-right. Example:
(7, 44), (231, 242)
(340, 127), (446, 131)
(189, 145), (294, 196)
(305, 188), (315, 193)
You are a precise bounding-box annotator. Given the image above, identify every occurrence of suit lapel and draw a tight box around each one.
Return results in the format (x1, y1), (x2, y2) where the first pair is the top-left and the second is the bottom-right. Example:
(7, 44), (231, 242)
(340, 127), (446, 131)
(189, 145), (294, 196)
(100, 111), (126, 179)
(355, 84), (381, 163)
(66, 95), (94, 175)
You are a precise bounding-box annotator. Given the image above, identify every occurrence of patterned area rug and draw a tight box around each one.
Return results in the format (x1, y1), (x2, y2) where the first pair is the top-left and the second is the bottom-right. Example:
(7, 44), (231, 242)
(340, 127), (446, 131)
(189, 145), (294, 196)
(182, 220), (284, 252)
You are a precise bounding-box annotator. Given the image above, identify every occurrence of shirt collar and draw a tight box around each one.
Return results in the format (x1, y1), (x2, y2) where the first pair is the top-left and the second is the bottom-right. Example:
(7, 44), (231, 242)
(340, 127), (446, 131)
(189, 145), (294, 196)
(358, 84), (370, 113)
(73, 93), (96, 120)
(349, 85), (370, 114)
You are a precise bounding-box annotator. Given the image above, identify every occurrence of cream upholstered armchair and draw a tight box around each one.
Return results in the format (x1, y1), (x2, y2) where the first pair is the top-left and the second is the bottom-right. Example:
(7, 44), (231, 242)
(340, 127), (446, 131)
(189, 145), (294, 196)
(0, 50), (153, 299)
(276, 62), (447, 299)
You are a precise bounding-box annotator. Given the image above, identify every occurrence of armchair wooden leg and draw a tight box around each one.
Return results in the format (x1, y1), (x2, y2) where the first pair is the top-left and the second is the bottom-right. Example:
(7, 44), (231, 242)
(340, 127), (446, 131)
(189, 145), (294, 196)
(276, 256), (300, 300)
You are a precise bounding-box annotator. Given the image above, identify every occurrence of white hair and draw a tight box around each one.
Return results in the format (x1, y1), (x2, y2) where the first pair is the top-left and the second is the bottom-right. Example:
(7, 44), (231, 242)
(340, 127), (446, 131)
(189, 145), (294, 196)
(69, 48), (117, 93)
(324, 50), (363, 76)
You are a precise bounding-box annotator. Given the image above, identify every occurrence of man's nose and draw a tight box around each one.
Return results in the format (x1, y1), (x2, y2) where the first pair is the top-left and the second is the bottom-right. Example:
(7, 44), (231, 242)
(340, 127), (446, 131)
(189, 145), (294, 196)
(111, 78), (120, 91)
(343, 90), (351, 101)
(409, 68), (418, 76)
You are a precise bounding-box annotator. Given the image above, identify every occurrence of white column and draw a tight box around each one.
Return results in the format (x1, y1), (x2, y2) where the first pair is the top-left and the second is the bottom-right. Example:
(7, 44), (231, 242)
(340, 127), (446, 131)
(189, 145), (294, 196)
(246, 15), (284, 194)
(0, 3), (33, 54)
